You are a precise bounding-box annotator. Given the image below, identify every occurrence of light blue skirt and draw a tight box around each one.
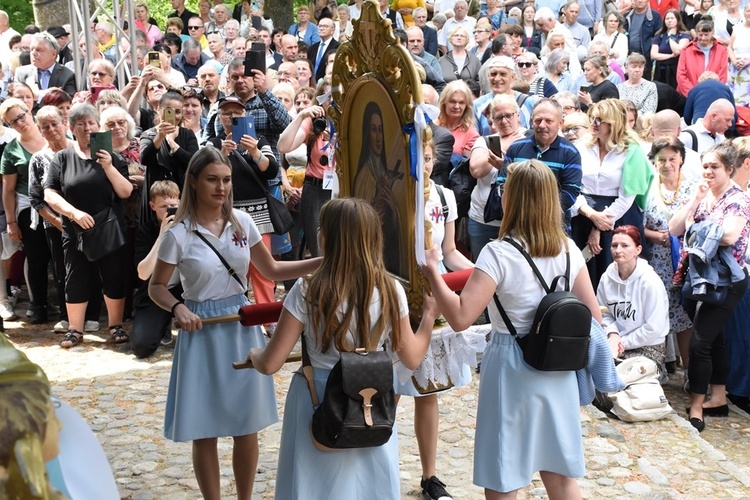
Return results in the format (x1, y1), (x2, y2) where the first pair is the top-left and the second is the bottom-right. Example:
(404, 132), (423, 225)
(164, 294), (279, 442)
(275, 368), (401, 500)
(473, 333), (584, 493)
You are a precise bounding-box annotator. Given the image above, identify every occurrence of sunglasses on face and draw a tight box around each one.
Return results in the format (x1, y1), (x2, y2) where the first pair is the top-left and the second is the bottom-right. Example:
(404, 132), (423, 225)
(592, 117), (603, 127)
(89, 71), (110, 78)
(517, 62), (534, 68)
(188, 25), (203, 30)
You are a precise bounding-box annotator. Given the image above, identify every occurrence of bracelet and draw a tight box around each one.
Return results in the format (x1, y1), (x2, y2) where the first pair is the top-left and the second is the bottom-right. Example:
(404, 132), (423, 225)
(170, 301), (184, 316)
(254, 153), (263, 163)
(607, 332), (619, 338)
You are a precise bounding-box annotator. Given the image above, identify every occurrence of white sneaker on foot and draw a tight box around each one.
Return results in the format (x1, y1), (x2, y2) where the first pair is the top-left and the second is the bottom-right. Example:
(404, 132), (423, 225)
(8, 286), (21, 307)
(0, 300), (16, 320)
(84, 320), (100, 332)
(54, 320), (69, 333)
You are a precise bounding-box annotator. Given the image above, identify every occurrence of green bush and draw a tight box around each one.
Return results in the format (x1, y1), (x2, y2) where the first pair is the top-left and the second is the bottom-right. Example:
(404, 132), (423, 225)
(5, 0), (35, 33)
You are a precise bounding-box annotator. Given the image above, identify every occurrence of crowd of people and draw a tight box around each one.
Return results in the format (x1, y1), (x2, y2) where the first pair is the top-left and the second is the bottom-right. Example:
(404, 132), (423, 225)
(1, 0), (750, 498)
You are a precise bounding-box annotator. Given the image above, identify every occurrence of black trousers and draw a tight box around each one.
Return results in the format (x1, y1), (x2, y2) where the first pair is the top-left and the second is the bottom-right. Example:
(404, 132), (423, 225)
(130, 285), (182, 359)
(684, 272), (750, 395)
(18, 208), (51, 307)
(46, 227), (101, 321)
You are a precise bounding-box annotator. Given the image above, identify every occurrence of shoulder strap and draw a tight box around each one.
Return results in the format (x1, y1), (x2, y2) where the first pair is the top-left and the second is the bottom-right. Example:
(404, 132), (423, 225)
(503, 237), (551, 293)
(435, 184), (449, 221)
(366, 314), (386, 352)
(515, 92), (529, 109)
(231, 149), (270, 195)
(685, 129), (698, 152)
(192, 230), (246, 290)
(611, 32), (619, 49)
(492, 293), (518, 336)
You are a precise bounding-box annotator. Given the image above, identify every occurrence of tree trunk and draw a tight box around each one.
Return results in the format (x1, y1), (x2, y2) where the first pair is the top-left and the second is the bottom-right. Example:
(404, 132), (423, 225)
(265, 0), (292, 32)
(33, 0), (73, 30)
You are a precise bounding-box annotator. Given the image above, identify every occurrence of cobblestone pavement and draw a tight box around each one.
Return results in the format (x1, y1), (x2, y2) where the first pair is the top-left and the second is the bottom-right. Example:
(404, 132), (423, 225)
(6, 316), (750, 499)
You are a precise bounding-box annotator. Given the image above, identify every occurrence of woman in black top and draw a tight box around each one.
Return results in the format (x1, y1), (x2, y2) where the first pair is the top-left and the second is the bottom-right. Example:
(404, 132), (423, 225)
(208, 96), (279, 305)
(577, 55), (619, 112)
(43, 103), (133, 348)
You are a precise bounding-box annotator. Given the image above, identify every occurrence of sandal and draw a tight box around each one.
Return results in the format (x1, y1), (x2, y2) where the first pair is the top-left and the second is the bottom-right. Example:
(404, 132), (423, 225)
(109, 325), (129, 344)
(61, 330), (83, 348)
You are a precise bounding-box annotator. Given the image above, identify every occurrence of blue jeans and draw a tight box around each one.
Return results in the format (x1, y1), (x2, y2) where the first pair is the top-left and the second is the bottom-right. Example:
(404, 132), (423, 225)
(467, 218), (499, 262)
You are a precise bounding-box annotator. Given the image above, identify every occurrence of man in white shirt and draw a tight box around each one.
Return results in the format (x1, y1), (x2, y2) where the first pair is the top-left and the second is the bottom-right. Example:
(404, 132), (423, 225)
(561, 2), (591, 61)
(379, 0), (405, 30)
(438, 0), (476, 53)
(536, 7), (581, 76)
(679, 99), (735, 155)
(647, 110), (703, 181)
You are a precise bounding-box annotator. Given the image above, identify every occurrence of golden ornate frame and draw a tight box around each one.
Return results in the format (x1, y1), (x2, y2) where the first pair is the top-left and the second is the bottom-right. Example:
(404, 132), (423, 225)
(329, 0), (428, 312)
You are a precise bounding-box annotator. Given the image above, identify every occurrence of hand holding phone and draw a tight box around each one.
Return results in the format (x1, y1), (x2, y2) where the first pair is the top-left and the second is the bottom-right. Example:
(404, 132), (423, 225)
(163, 107), (176, 126)
(148, 51), (160, 68)
(166, 206), (178, 217)
(579, 85), (592, 93)
(487, 135), (503, 157)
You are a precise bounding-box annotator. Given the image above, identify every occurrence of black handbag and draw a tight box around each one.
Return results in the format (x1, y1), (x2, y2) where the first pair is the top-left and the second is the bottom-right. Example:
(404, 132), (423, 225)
(231, 150), (294, 235)
(75, 205), (125, 262)
(492, 238), (591, 371)
(301, 316), (396, 450)
(447, 157), (475, 218)
(483, 177), (505, 223)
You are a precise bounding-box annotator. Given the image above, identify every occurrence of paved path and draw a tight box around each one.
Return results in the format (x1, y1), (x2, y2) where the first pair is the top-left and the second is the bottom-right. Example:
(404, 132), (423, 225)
(6, 320), (750, 499)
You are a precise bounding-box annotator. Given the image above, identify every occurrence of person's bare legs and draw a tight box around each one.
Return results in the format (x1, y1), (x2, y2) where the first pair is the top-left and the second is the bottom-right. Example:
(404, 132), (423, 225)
(414, 394), (439, 480)
(193, 438), (221, 500)
(233, 433), (259, 500)
(104, 296), (125, 327)
(65, 302), (87, 332)
(485, 488), (518, 499)
(704, 383), (727, 408)
(539, 471), (581, 500)
(677, 327), (691, 370)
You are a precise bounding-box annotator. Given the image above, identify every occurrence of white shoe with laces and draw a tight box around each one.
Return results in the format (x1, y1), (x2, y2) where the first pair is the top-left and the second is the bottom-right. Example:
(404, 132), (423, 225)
(0, 300), (16, 320)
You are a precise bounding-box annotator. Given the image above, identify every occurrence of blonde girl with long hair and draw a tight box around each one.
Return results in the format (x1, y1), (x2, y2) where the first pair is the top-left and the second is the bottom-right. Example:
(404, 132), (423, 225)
(249, 197), (438, 499)
(422, 160), (601, 499)
(149, 147), (321, 500)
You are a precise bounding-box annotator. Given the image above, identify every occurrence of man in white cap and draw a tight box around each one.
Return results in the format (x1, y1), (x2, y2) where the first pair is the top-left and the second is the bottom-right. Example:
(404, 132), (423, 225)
(473, 56), (537, 134)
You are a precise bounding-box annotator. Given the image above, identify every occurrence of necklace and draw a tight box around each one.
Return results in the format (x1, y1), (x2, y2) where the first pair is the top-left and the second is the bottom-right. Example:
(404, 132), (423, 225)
(659, 172), (681, 205)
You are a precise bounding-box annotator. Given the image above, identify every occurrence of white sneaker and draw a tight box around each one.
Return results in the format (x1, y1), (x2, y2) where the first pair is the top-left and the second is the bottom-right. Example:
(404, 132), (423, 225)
(0, 300), (16, 320)
(54, 320), (69, 333)
(84, 320), (100, 332)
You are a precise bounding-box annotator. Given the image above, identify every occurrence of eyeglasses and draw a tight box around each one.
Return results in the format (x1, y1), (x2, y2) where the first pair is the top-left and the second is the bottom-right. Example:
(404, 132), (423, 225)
(474, 29), (489, 34)
(562, 125), (584, 134)
(493, 112), (517, 122)
(221, 111), (245, 118)
(6, 111), (28, 128)
(188, 25), (203, 30)
(562, 105), (576, 112)
(592, 117), (603, 127)
(106, 119), (127, 128)
(517, 62), (534, 68)
(89, 71), (110, 78)
(148, 83), (166, 92)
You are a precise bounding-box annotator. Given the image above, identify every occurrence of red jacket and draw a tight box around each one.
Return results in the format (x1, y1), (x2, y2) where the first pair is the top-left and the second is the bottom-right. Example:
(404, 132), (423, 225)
(676, 40), (728, 96)
(650, 0), (678, 18)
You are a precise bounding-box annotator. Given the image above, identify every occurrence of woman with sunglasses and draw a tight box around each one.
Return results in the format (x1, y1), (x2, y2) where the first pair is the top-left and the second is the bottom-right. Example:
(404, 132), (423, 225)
(0, 98), (53, 324)
(571, 99), (653, 289)
(516, 52), (557, 97)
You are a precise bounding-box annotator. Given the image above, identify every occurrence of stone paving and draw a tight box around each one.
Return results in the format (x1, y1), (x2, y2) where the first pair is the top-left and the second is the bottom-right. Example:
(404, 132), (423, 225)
(6, 316), (750, 499)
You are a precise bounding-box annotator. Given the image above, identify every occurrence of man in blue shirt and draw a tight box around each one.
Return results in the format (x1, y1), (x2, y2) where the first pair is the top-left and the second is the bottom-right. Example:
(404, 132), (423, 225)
(504, 98), (582, 229)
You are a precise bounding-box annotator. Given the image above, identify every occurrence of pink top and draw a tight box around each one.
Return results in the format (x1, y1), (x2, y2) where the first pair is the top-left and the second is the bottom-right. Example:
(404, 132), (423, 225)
(450, 124), (480, 155)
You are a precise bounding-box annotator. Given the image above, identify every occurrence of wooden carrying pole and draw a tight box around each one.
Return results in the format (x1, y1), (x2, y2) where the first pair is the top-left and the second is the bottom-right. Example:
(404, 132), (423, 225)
(222, 268), (473, 370)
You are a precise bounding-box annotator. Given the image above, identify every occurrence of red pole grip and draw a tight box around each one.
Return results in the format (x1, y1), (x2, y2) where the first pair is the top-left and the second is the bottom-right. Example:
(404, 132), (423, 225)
(236, 268), (473, 326)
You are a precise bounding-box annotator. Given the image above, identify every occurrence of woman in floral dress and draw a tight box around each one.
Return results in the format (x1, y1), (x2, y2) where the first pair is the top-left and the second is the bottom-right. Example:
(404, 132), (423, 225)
(644, 137), (695, 374)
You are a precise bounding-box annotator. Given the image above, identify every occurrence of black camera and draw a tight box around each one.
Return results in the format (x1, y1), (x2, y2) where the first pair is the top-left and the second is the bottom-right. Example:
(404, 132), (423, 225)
(312, 117), (327, 134)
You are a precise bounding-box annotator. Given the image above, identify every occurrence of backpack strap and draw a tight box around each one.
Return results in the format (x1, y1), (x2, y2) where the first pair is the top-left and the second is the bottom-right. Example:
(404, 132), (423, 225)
(503, 237), (551, 293)
(685, 129), (698, 153)
(366, 314), (386, 352)
(492, 294), (518, 337)
(435, 184), (449, 221)
(515, 92), (528, 109)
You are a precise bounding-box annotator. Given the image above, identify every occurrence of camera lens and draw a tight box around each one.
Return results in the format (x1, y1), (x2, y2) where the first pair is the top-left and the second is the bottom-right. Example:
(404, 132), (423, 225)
(313, 117), (327, 134)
